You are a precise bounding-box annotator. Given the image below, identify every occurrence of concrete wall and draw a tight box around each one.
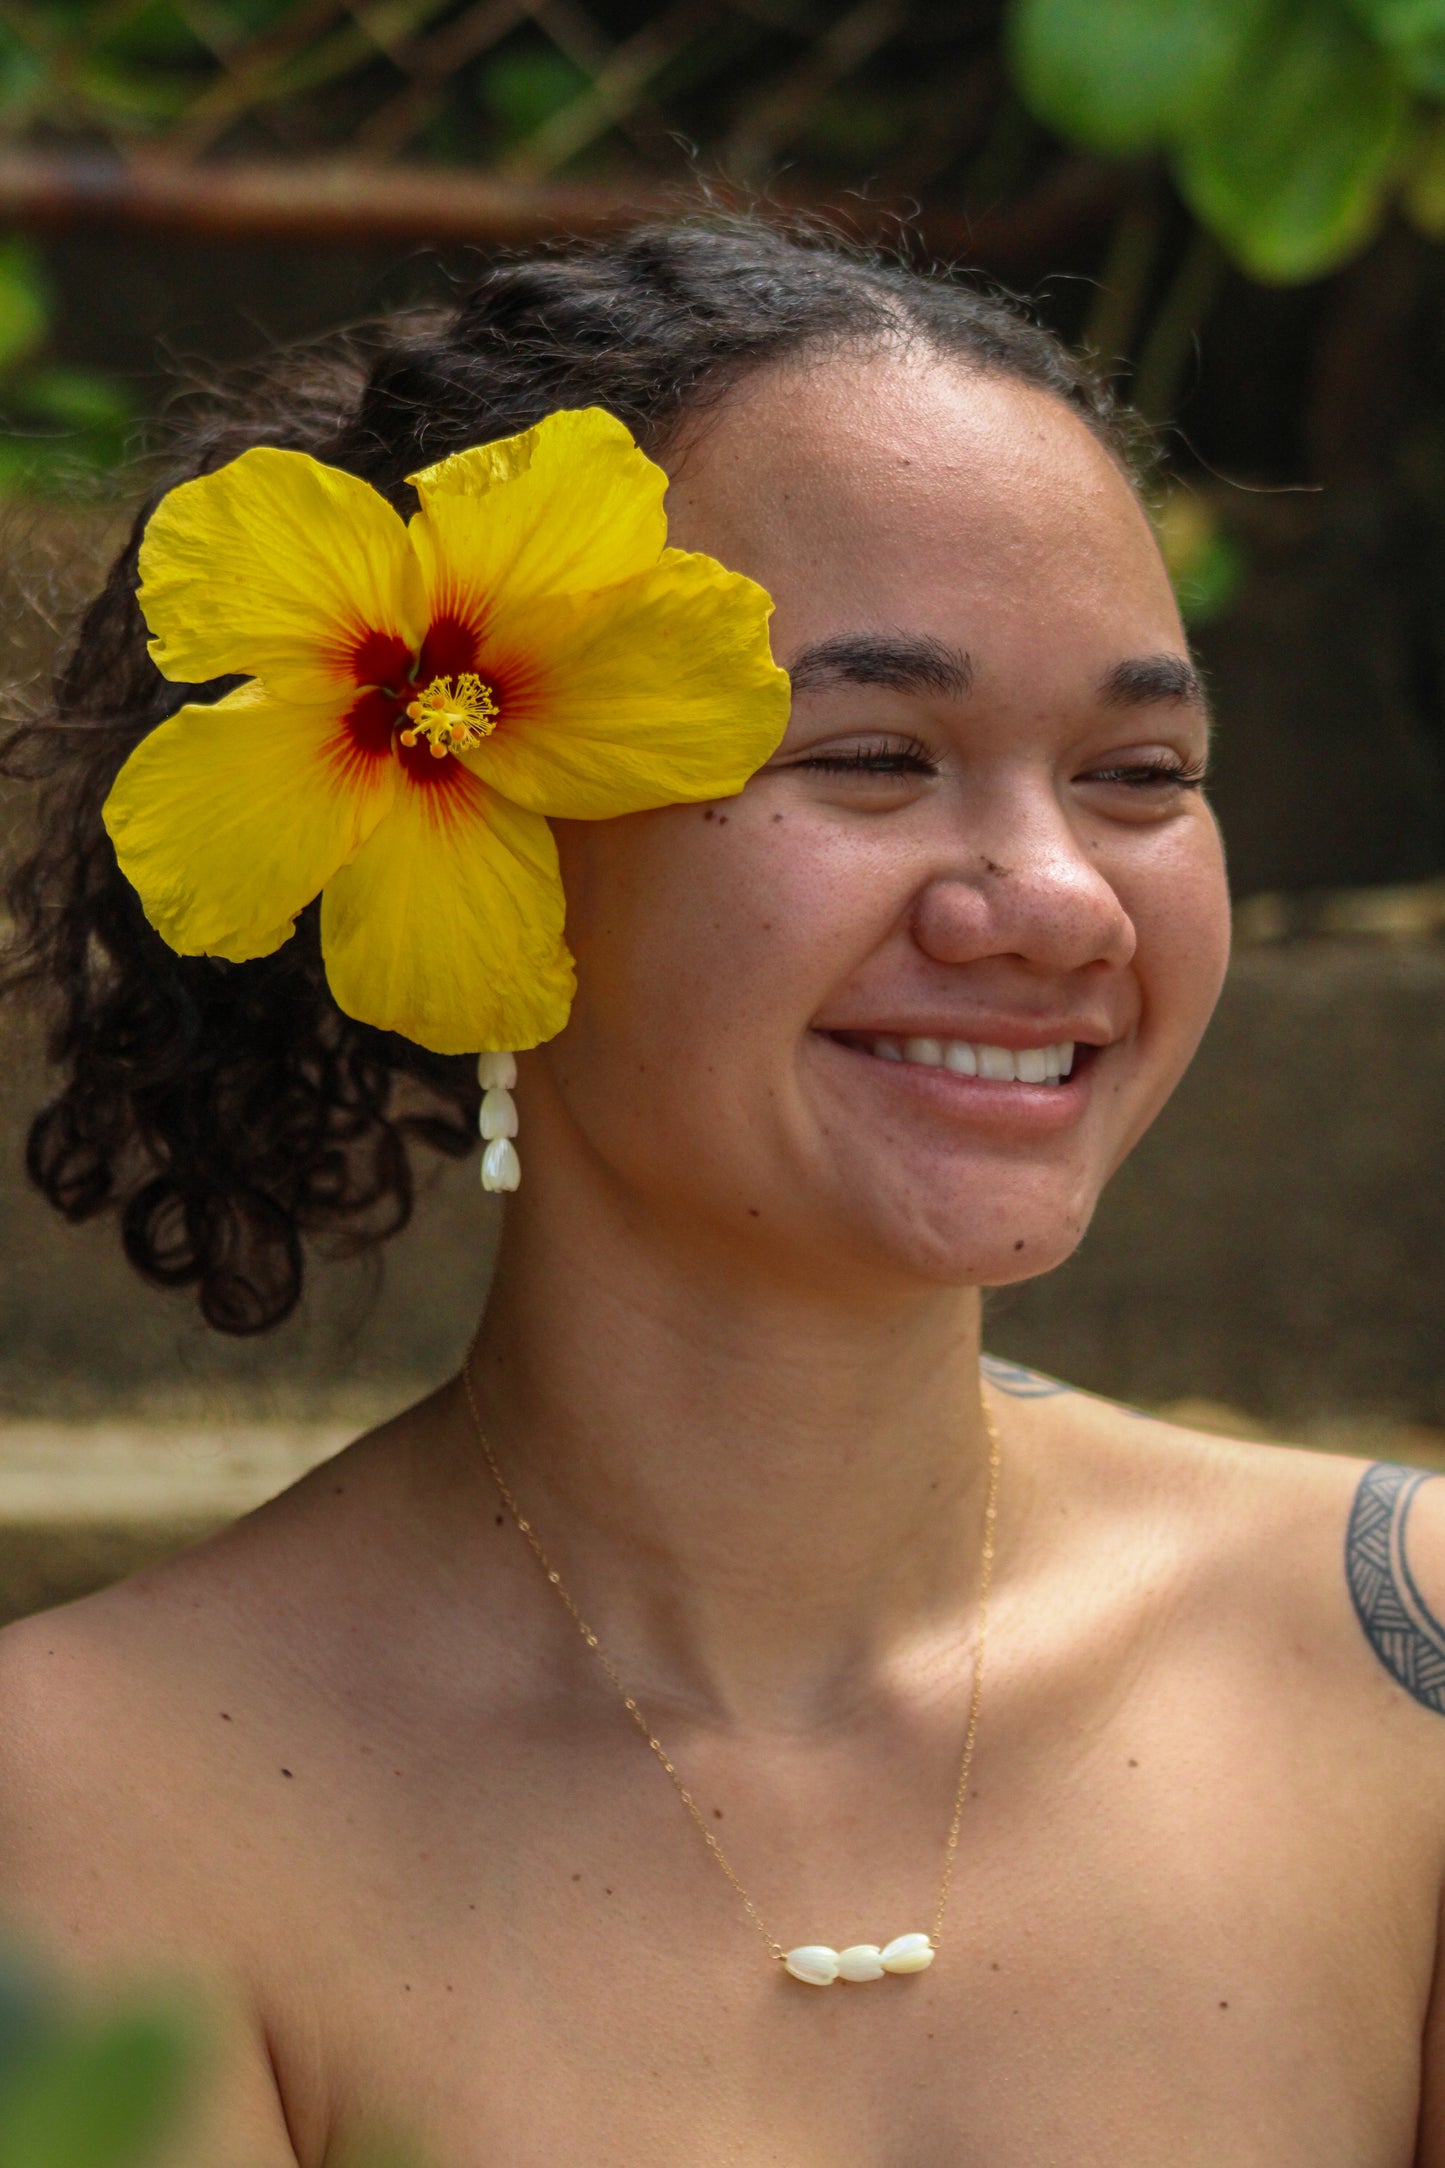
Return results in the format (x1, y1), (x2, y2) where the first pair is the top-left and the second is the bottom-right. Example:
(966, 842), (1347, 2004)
(2, 938), (1441, 1430)
(992, 939), (1444, 1424)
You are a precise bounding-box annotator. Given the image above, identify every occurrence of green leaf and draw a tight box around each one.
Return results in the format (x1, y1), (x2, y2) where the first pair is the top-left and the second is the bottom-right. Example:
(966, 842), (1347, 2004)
(1173, 0), (1410, 282)
(88, 0), (206, 67)
(1155, 491), (1246, 622)
(0, 1958), (56, 2092)
(4, 2), (93, 37)
(0, 26), (46, 115)
(1348, 0), (1445, 93)
(475, 46), (591, 145)
(0, 2011), (192, 2168)
(0, 239), (48, 378)
(75, 52), (204, 123)
(19, 367), (133, 434)
(1403, 106), (1445, 227)
(1005, 0), (1273, 154)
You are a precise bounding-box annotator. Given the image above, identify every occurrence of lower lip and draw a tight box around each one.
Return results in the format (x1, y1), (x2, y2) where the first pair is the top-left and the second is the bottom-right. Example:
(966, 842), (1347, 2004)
(813, 1033), (1099, 1133)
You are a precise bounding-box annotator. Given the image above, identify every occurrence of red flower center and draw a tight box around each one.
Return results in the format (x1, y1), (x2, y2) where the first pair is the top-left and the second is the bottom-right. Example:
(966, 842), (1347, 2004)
(341, 614), (489, 788)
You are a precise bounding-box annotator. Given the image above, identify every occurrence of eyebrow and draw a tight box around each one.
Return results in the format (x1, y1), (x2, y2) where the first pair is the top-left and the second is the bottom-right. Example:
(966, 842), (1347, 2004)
(1098, 653), (1209, 711)
(786, 632), (974, 699)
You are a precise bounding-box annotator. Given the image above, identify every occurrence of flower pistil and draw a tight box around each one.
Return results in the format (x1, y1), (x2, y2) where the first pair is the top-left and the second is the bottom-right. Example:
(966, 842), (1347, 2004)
(400, 673), (499, 759)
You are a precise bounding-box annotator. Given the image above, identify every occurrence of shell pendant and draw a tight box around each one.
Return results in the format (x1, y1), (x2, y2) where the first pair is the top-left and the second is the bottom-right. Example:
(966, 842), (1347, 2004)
(477, 1053), (520, 1193)
(783, 1934), (935, 1986)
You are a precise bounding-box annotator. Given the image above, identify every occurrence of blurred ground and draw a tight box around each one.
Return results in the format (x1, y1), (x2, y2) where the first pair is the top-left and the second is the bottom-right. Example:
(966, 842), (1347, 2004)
(0, 1420), (350, 1624)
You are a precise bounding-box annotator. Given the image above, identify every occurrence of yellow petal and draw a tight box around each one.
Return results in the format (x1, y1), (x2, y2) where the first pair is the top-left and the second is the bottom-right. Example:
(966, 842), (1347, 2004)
(319, 765), (575, 1055)
(102, 681), (396, 961)
(138, 447), (426, 697)
(458, 548), (790, 819)
(407, 408), (668, 636)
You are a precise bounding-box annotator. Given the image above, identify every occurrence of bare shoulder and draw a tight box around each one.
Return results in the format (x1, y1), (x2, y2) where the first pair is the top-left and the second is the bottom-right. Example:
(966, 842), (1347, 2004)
(0, 1397), (437, 1935)
(982, 1353), (1445, 1773)
(0, 1476), (318, 1955)
(0, 1547), (318, 2163)
(0, 1387), (489, 2163)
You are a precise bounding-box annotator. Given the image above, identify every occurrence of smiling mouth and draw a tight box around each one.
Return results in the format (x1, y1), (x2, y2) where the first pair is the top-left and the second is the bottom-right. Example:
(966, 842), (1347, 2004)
(825, 1032), (1092, 1085)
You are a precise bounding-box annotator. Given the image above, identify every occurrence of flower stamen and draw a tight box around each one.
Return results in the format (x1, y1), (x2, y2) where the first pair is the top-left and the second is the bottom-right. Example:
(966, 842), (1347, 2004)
(399, 673), (499, 759)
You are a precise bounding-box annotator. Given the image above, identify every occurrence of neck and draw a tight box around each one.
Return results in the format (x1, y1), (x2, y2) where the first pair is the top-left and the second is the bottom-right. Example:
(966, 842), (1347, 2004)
(466, 1161), (998, 1734)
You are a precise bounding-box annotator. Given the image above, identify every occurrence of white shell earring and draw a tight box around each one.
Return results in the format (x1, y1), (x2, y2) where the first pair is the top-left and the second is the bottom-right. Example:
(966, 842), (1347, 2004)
(477, 1051), (520, 1192)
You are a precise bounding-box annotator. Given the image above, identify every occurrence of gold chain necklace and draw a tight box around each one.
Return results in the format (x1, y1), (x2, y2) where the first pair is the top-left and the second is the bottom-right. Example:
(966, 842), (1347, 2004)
(461, 1358), (1000, 1987)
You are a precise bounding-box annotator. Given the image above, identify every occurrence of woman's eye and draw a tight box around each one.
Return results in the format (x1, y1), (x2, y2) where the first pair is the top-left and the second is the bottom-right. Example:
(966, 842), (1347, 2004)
(1082, 758), (1207, 792)
(795, 739), (938, 777)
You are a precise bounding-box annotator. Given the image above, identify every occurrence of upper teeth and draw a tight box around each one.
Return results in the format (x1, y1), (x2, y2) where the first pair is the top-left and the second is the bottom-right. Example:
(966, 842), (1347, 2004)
(868, 1037), (1076, 1082)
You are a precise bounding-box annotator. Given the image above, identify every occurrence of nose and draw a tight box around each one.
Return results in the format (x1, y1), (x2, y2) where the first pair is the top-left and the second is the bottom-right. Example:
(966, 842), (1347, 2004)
(911, 795), (1136, 977)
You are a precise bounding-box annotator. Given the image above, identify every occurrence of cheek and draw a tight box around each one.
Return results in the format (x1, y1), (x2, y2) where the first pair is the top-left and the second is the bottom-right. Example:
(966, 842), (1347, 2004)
(1118, 812), (1232, 1079)
(554, 801), (888, 1068)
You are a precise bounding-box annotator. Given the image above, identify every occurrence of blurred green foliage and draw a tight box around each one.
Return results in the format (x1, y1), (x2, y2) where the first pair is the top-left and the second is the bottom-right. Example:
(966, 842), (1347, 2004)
(4, 0), (1445, 299)
(0, 242), (135, 499)
(0, 1953), (193, 2168)
(1154, 489), (1247, 623)
(0, 1950), (431, 2168)
(1007, 0), (1445, 280)
(0, 0), (456, 137)
(475, 47), (591, 147)
(0, 0), (369, 130)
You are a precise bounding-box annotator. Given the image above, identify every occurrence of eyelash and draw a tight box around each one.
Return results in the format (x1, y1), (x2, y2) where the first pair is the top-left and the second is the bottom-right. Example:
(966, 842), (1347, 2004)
(1084, 757), (1207, 791)
(798, 737), (937, 776)
(795, 744), (1207, 789)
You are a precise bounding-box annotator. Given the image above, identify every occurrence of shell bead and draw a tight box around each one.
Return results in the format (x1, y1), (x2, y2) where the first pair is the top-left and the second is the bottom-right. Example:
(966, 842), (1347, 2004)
(782, 1935), (936, 1983)
(480, 1137), (521, 1193)
(783, 1945), (840, 1986)
(476, 1051), (518, 1090)
(478, 1087), (518, 1140)
(836, 1944), (885, 1982)
(880, 1933), (935, 1974)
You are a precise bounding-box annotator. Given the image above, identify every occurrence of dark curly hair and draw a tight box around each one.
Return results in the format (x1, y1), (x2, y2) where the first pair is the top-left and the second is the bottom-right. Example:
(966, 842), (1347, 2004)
(1, 215), (1143, 1336)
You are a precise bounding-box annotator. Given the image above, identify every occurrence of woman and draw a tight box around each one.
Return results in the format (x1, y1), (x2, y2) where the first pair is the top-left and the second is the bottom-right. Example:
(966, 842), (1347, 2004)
(2, 219), (1442, 2166)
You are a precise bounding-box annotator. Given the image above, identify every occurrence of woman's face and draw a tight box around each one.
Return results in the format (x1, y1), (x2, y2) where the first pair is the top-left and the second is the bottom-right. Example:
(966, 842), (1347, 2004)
(542, 350), (1230, 1293)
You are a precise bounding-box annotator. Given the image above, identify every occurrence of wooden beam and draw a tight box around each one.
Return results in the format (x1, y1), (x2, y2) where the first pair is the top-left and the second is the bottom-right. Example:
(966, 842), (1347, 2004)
(0, 147), (1126, 265)
(0, 150), (677, 247)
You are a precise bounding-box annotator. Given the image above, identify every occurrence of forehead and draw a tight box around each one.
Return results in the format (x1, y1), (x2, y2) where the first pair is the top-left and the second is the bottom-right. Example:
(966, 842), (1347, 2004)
(661, 349), (1181, 666)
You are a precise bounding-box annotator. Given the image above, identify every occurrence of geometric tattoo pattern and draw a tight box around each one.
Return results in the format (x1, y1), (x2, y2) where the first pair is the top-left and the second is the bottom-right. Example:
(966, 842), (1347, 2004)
(1346, 1461), (1445, 1716)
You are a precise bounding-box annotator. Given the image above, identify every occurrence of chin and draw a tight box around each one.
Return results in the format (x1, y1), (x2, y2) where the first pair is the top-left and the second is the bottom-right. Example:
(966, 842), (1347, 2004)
(825, 1162), (1101, 1291)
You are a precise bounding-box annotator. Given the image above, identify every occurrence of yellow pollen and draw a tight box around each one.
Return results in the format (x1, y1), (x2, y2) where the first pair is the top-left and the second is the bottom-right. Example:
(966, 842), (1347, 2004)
(399, 673), (499, 758)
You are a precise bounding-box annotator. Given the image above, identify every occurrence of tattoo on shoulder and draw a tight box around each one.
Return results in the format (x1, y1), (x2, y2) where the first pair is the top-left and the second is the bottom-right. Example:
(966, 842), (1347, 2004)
(979, 1355), (1073, 1399)
(1346, 1461), (1445, 1716)
(977, 1355), (1153, 1419)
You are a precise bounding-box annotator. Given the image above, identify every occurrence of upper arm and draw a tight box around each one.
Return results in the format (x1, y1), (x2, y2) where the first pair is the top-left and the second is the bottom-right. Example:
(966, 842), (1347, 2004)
(1341, 1465), (1445, 2167)
(1345, 1462), (1445, 1717)
(1421, 1919), (1445, 2168)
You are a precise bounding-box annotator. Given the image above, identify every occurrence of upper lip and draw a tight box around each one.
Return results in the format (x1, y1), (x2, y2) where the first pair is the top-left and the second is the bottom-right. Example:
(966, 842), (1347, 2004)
(817, 1021), (1114, 1050)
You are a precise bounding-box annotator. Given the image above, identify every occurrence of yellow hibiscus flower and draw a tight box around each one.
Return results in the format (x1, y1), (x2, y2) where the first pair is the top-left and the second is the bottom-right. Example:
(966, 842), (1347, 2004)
(102, 406), (790, 1055)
